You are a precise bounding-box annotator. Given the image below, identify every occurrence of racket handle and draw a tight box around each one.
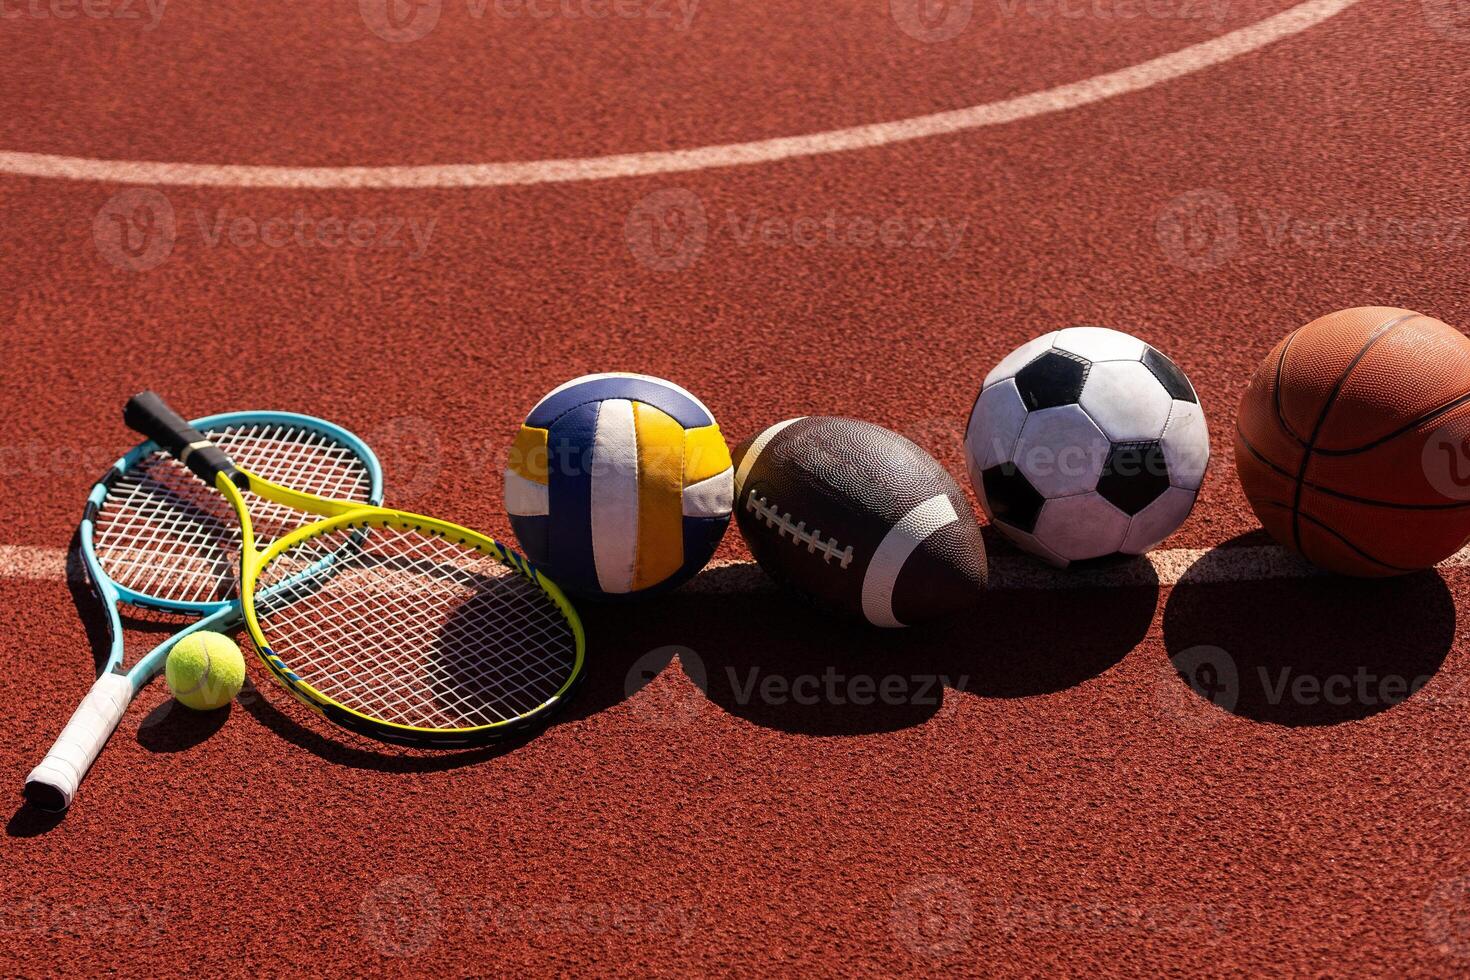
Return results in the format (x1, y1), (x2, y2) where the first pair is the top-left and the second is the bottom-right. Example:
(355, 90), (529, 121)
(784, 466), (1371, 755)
(23, 672), (133, 812)
(124, 391), (247, 490)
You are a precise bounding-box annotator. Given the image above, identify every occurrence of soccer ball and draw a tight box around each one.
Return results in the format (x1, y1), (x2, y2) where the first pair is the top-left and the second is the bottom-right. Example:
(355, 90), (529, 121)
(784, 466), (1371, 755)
(964, 327), (1210, 567)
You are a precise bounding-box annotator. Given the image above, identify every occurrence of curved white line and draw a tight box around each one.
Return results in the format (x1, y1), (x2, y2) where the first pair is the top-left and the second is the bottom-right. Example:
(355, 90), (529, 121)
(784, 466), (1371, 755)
(0, 0), (1356, 189)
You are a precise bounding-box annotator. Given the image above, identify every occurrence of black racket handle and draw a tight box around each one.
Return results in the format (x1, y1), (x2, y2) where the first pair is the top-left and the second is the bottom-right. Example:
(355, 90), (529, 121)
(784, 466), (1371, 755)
(124, 391), (248, 490)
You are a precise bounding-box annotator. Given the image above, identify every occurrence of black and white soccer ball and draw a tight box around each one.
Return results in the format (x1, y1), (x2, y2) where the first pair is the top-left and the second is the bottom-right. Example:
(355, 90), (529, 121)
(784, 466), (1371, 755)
(964, 327), (1209, 567)
(733, 417), (987, 627)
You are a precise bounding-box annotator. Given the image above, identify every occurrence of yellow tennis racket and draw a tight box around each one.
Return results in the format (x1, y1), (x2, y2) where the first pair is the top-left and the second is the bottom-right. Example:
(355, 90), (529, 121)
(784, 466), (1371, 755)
(124, 392), (586, 747)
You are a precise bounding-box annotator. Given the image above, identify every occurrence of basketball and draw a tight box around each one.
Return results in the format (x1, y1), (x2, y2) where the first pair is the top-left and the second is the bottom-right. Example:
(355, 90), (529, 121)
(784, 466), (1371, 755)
(1234, 307), (1470, 575)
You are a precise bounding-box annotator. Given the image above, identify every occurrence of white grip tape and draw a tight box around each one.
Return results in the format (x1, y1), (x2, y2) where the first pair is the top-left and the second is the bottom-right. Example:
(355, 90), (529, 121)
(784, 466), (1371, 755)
(25, 672), (133, 810)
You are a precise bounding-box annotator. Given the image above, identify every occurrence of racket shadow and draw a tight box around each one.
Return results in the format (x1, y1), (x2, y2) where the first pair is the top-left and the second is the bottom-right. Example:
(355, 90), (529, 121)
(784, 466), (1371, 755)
(7, 804), (66, 838)
(63, 529), (113, 676)
(231, 674), (531, 773)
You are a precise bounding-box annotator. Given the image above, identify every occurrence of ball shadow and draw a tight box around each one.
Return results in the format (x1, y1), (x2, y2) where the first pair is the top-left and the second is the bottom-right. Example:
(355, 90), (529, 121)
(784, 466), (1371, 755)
(615, 558), (1157, 736)
(1161, 534), (1456, 726)
(136, 699), (231, 753)
(965, 556), (1160, 698)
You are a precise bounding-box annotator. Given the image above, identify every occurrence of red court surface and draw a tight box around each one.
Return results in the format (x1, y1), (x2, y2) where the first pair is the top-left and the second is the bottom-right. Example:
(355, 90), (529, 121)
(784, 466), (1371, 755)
(4, 0), (1470, 974)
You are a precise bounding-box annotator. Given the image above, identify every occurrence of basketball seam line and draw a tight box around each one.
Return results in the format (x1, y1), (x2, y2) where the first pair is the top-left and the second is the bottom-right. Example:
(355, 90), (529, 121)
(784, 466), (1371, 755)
(1271, 329), (1305, 446)
(1287, 312), (1421, 560)
(1250, 499), (1413, 571)
(1291, 508), (1414, 572)
(1235, 425), (1470, 511)
(1312, 389), (1470, 457)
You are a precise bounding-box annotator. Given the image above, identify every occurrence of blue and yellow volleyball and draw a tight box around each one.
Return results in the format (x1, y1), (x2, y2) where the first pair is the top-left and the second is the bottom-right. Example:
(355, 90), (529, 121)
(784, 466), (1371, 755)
(505, 373), (733, 598)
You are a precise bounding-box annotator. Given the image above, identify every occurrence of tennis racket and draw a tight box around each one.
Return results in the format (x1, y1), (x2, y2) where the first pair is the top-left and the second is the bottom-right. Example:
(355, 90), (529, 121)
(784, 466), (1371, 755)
(24, 410), (383, 811)
(123, 391), (587, 749)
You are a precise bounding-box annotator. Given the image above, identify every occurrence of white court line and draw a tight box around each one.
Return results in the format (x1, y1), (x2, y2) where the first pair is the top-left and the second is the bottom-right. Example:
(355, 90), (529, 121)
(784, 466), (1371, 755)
(0, 0), (1359, 189)
(7, 542), (1465, 594)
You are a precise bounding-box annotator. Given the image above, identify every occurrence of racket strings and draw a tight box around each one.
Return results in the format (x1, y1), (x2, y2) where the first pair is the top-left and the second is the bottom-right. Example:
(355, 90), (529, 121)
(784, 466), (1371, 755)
(254, 524), (578, 731)
(93, 422), (373, 605)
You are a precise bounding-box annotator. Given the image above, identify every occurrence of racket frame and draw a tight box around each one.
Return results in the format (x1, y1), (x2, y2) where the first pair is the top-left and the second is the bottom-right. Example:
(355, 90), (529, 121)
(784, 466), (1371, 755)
(217, 473), (587, 746)
(128, 393), (586, 748)
(23, 411), (382, 811)
(83, 411), (384, 688)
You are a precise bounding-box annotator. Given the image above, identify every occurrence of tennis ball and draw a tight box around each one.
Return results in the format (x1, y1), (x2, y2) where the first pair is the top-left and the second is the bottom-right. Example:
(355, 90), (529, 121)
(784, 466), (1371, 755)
(165, 631), (246, 710)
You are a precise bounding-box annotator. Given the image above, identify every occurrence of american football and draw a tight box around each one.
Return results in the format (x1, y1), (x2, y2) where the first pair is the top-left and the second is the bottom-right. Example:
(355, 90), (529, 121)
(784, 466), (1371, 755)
(732, 417), (987, 628)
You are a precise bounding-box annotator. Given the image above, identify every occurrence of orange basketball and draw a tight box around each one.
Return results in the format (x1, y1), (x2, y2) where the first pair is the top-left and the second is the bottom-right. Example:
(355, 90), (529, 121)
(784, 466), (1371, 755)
(1234, 307), (1470, 575)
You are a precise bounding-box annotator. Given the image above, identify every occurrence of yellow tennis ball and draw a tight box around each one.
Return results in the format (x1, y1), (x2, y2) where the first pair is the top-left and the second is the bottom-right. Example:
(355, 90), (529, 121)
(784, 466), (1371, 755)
(165, 631), (246, 710)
